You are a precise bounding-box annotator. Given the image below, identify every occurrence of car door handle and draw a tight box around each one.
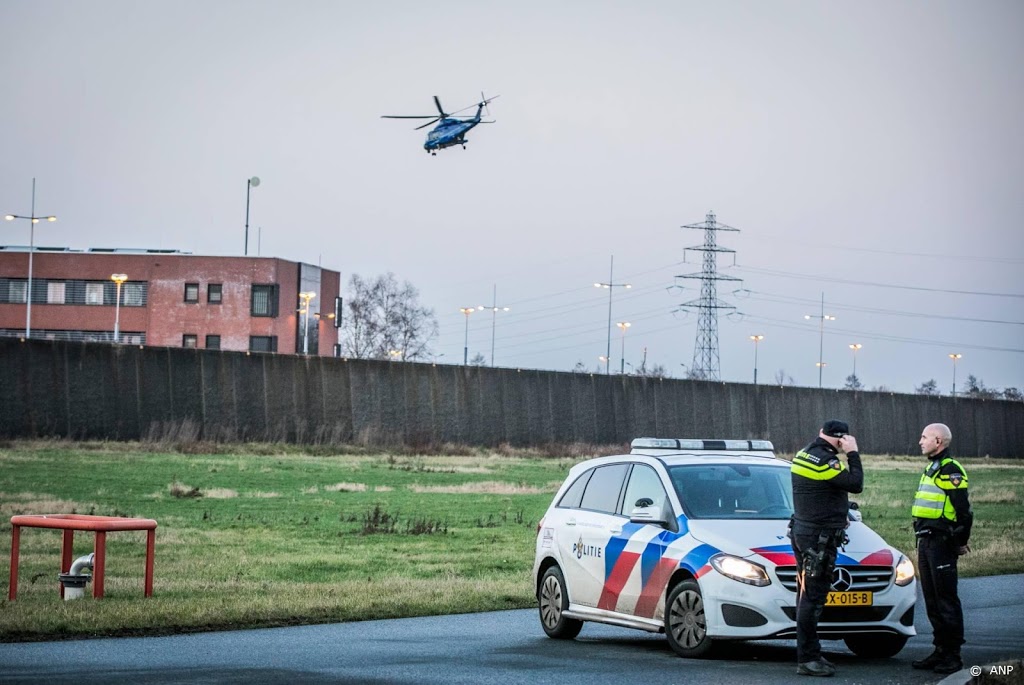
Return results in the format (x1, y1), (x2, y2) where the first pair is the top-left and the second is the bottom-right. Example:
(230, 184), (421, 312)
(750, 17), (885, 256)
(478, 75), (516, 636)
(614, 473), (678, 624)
(566, 518), (576, 526)
(609, 528), (622, 535)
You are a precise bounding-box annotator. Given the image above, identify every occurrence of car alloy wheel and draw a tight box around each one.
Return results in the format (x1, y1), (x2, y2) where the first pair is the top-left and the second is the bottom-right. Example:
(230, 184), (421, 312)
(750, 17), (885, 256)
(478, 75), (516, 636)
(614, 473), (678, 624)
(538, 566), (583, 639)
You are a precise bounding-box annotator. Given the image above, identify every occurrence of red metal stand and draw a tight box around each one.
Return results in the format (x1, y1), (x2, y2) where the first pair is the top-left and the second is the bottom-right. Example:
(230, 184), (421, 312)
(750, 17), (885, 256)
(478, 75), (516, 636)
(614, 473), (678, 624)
(8, 514), (157, 600)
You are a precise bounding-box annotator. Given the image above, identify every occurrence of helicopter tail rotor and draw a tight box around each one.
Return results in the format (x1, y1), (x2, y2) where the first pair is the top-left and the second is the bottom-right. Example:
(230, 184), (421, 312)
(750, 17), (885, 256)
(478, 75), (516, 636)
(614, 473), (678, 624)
(480, 92), (500, 118)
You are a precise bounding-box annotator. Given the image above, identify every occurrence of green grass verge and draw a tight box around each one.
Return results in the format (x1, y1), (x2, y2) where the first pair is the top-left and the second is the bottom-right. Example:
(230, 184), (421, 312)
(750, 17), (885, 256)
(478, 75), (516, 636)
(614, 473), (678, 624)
(1, 442), (1020, 641)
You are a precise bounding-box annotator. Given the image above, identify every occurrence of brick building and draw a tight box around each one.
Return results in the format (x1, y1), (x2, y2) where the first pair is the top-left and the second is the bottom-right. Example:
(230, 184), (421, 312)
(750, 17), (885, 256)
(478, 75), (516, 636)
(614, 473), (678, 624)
(0, 248), (342, 355)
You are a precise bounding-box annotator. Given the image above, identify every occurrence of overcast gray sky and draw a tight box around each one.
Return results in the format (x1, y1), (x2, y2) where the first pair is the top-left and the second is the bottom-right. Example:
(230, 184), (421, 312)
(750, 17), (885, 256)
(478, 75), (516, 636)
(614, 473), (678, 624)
(2, 1), (1022, 395)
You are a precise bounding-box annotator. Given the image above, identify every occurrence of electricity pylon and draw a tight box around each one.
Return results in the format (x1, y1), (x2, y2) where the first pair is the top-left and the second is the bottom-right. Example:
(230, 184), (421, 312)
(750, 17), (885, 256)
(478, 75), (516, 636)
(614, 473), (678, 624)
(676, 211), (742, 381)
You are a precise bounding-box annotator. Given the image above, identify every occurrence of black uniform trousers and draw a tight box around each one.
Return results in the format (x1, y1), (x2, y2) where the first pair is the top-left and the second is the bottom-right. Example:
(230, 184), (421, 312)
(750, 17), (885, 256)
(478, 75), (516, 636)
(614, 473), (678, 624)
(917, 533), (965, 652)
(791, 528), (839, 663)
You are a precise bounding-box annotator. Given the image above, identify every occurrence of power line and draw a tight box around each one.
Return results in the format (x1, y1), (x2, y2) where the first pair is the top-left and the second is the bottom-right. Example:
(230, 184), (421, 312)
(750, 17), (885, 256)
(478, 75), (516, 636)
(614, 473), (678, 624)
(734, 265), (1024, 299)
(737, 289), (1024, 326)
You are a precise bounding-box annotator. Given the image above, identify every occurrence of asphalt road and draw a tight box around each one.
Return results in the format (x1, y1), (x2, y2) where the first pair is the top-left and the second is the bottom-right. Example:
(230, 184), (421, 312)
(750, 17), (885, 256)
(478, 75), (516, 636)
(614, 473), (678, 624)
(1, 574), (1021, 685)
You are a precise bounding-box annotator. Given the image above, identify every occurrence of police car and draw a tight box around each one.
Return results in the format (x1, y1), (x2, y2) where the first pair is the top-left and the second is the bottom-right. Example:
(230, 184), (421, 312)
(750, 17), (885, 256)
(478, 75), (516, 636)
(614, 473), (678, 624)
(533, 438), (917, 658)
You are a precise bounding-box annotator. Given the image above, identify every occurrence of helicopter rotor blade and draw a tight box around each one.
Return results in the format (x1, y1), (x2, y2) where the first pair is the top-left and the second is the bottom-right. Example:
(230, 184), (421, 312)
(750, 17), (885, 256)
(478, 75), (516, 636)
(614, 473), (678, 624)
(414, 118), (441, 130)
(433, 96), (449, 117)
(381, 115), (439, 119)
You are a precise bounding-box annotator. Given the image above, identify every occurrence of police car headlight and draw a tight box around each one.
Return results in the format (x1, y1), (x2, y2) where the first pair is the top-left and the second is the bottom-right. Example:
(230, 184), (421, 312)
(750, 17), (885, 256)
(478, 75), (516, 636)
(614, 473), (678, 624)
(895, 555), (916, 586)
(710, 553), (771, 587)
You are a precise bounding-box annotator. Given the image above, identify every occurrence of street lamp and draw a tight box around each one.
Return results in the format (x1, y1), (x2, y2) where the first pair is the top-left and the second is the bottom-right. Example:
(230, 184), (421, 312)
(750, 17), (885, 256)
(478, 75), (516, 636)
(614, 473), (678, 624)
(616, 321), (631, 374)
(749, 334), (764, 384)
(298, 291), (316, 354)
(479, 284), (510, 367)
(949, 353), (963, 397)
(5, 178), (57, 339)
(849, 343), (863, 380)
(110, 274), (127, 343)
(594, 255), (631, 374)
(244, 176), (260, 256)
(804, 293), (836, 388)
(459, 307), (478, 365)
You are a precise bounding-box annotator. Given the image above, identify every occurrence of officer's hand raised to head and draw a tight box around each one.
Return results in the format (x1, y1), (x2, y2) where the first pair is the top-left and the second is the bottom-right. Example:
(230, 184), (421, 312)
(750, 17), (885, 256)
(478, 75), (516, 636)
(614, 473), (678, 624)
(837, 435), (858, 453)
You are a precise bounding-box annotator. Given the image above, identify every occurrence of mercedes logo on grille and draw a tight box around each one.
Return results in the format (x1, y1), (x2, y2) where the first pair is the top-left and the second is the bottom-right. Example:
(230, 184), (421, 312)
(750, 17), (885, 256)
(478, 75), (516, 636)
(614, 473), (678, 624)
(831, 567), (853, 591)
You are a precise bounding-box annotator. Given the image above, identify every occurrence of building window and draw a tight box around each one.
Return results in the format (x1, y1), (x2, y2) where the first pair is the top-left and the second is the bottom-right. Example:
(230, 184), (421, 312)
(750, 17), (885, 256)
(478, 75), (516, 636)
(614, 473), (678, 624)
(249, 335), (277, 353)
(251, 284), (279, 317)
(184, 283), (199, 303)
(47, 282), (66, 304)
(85, 282), (105, 305)
(208, 283), (223, 304)
(183, 334), (198, 348)
(7, 280), (27, 303)
(206, 334), (221, 350)
(123, 282), (147, 306)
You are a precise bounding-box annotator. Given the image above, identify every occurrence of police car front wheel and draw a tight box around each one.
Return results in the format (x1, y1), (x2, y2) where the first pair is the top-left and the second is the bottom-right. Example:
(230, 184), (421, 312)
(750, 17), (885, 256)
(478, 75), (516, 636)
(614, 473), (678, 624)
(665, 579), (714, 658)
(538, 566), (583, 639)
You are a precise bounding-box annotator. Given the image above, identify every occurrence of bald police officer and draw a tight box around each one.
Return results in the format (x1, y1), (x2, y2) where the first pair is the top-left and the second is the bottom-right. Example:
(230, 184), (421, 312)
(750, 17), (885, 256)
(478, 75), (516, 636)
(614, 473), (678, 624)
(790, 420), (864, 677)
(911, 422), (972, 675)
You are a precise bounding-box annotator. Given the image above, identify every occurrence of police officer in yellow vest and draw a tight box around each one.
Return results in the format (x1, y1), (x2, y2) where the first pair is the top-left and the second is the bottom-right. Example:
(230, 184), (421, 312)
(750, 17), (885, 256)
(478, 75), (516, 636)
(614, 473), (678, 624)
(790, 419), (863, 677)
(911, 422), (972, 675)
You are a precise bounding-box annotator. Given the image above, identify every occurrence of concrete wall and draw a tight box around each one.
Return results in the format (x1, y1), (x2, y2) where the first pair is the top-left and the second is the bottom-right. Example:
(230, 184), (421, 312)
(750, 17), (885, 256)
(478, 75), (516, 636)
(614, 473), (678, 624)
(2, 338), (1022, 457)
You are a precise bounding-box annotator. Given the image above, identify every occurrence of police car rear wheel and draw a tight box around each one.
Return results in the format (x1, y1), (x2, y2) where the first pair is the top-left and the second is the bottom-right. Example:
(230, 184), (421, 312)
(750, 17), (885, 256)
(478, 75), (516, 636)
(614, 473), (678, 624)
(539, 566), (583, 639)
(843, 634), (908, 658)
(665, 579), (713, 658)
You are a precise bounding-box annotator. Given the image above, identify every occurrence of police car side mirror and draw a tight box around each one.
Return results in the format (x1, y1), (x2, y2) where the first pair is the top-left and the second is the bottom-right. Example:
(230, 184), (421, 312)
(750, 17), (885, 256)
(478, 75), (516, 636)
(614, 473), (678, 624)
(630, 504), (671, 529)
(848, 501), (863, 522)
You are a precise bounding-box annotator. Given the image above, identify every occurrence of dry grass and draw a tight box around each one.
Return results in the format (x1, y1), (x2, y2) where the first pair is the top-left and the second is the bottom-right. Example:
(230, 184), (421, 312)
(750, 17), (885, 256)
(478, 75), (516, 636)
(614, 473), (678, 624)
(324, 482), (368, 492)
(407, 481), (555, 495)
(863, 455), (1024, 471)
(168, 481), (201, 498)
(204, 488), (239, 499)
(0, 494), (95, 517)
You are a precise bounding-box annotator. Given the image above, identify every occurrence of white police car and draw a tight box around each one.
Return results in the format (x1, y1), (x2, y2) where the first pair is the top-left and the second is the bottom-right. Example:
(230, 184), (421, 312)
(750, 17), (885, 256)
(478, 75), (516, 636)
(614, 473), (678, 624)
(533, 438), (917, 658)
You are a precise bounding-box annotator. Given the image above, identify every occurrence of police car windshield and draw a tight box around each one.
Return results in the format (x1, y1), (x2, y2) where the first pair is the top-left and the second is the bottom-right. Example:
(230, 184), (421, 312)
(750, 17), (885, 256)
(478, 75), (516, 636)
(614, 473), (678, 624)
(668, 463), (794, 520)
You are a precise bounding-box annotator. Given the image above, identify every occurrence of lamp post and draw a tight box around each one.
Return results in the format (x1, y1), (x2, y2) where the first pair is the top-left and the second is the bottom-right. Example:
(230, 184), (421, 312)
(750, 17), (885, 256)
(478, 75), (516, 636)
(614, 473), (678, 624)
(5, 178), (57, 339)
(849, 343), (863, 380)
(298, 291), (316, 354)
(111, 274), (128, 343)
(459, 307), (477, 365)
(616, 321), (631, 374)
(480, 284), (510, 367)
(804, 292), (835, 388)
(749, 334), (764, 384)
(949, 353), (962, 397)
(594, 255), (631, 374)
(244, 176), (260, 256)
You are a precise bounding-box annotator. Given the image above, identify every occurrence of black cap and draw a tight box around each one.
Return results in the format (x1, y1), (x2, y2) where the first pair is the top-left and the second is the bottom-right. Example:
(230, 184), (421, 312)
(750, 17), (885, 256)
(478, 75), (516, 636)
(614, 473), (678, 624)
(822, 420), (849, 438)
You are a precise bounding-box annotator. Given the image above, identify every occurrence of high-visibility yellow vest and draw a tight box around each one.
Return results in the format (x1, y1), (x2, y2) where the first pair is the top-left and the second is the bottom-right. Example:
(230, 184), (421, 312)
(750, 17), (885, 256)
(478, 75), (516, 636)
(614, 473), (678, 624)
(791, 449), (845, 481)
(912, 457), (968, 521)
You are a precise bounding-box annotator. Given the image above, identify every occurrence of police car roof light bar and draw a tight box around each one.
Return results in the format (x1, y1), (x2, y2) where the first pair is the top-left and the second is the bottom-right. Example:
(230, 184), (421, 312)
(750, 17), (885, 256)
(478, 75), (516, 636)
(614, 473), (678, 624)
(630, 438), (775, 452)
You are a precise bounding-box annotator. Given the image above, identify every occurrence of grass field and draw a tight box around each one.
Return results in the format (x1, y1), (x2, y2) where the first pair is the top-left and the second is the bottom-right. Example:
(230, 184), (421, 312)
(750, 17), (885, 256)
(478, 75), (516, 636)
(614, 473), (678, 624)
(1, 441), (1021, 641)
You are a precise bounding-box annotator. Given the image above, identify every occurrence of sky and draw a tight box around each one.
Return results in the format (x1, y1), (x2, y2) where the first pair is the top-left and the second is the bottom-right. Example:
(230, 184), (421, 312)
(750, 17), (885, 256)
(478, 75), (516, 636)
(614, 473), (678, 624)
(2, 1), (1022, 395)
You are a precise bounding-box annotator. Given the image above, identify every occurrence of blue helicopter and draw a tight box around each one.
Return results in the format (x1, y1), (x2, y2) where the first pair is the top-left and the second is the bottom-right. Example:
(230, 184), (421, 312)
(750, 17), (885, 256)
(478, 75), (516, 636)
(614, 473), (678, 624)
(382, 93), (499, 155)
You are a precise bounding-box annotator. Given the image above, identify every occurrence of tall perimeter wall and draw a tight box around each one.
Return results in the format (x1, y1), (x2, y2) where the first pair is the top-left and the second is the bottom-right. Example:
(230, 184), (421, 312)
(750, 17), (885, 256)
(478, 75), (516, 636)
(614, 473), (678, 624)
(2, 338), (1022, 457)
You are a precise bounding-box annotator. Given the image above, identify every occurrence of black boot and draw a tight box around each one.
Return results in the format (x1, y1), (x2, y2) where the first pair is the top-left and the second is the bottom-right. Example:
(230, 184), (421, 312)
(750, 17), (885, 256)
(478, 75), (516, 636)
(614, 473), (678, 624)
(933, 652), (963, 675)
(912, 649), (943, 670)
(797, 659), (836, 677)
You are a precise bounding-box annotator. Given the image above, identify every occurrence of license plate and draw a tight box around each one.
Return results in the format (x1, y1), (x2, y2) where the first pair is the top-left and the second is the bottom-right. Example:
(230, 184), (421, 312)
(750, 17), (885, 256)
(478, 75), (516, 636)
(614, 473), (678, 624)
(826, 591), (873, 606)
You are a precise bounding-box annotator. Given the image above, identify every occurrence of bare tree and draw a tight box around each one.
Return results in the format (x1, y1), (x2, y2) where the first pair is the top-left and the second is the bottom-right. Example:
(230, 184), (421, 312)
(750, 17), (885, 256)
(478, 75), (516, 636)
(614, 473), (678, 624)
(341, 273), (438, 361)
(844, 374), (863, 391)
(774, 369), (795, 386)
(915, 379), (939, 396)
(469, 352), (487, 366)
(965, 374), (999, 400)
(1003, 387), (1022, 402)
